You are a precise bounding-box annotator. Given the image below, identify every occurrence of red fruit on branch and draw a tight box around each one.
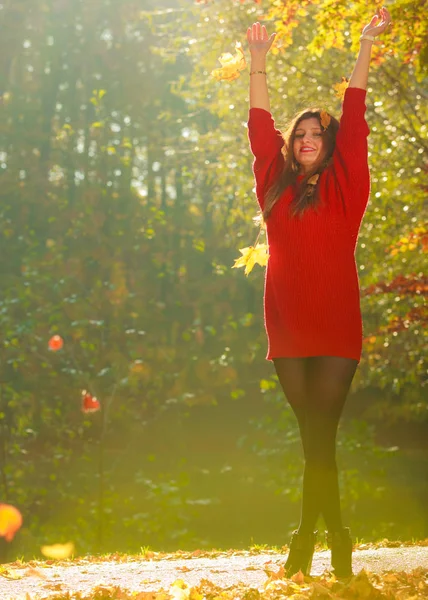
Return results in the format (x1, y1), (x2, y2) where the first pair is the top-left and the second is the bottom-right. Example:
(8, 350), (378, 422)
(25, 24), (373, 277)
(81, 390), (101, 413)
(48, 335), (64, 351)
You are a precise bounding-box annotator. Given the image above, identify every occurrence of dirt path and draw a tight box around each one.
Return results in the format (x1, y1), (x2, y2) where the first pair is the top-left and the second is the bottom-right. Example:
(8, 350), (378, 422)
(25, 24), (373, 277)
(1, 546), (427, 599)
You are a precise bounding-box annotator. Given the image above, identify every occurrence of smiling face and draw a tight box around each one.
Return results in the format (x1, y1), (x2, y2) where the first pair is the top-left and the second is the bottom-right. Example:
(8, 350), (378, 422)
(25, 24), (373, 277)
(293, 117), (325, 174)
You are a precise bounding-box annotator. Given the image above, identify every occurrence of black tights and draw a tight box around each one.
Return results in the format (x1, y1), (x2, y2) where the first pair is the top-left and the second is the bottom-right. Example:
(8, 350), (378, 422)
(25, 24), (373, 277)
(273, 356), (358, 534)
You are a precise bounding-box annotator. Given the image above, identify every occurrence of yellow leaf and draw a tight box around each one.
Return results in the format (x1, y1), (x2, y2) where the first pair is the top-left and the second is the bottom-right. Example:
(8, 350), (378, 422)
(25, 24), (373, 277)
(291, 569), (305, 585)
(0, 569), (23, 580)
(211, 42), (247, 82)
(383, 573), (398, 582)
(169, 579), (190, 600)
(320, 110), (331, 130)
(40, 541), (75, 559)
(308, 174), (320, 185)
(232, 243), (269, 276)
(333, 77), (349, 100)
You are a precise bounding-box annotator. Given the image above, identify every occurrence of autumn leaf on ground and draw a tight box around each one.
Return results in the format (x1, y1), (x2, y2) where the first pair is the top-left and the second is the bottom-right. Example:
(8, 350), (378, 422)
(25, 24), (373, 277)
(345, 568), (378, 596)
(263, 564), (285, 581)
(291, 569), (305, 585)
(211, 42), (247, 82)
(25, 566), (49, 580)
(232, 243), (269, 276)
(0, 503), (23, 541)
(40, 541), (75, 559)
(333, 76), (350, 100)
(169, 579), (192, 600)
(0, 567), (24, 580)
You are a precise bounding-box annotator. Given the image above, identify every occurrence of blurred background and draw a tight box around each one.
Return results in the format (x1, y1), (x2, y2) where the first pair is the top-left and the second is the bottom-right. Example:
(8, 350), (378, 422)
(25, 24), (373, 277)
(0, 0), (426, 561)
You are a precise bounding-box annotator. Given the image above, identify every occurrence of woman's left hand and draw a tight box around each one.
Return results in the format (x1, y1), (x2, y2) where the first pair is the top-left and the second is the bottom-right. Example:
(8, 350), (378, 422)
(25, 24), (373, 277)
(362, 6), (392, 38)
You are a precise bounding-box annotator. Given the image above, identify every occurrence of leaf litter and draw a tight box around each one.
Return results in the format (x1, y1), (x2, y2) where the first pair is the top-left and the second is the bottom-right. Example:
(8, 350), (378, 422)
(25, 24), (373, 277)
(1, 542), (427, 600)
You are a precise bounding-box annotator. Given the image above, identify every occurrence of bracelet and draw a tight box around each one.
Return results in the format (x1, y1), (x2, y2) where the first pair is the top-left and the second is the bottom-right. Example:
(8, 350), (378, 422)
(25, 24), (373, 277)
(359, 34), (375, 42)
(250, 70), (267, 76)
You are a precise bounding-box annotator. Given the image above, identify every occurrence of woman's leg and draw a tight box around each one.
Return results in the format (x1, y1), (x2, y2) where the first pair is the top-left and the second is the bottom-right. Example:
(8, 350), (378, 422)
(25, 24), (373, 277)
(305, 356), (359, 532)
(273, 355), (358, 577)
(273, 357), (323, 534)
(273, 357), (308, 449)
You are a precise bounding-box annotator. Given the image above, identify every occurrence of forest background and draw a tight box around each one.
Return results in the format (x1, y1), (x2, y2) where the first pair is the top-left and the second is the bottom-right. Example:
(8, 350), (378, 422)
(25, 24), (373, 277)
(0, 0), (426, 562)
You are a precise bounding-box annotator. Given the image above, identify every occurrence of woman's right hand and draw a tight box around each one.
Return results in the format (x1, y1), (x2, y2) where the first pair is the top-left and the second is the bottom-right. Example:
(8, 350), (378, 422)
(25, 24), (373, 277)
(247, 22), (276, 57)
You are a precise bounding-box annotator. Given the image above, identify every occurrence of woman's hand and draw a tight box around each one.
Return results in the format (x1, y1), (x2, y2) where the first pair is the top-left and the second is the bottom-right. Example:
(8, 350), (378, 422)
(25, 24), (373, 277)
(361, 5), (392, 38)
(247, 22), (276, 57)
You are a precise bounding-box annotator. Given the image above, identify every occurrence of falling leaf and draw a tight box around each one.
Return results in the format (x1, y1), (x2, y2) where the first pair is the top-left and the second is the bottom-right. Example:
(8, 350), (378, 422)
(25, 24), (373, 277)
(0, 504), (23, 542)
(211, 42), (247, 82)
(48, 335), (64, 351)
(40, 541), (75, 559)
(81, 390), (101, 413)
(232, 243), (269, 276)
(320, 110), (331, 130)
(333, 77), (349, 100)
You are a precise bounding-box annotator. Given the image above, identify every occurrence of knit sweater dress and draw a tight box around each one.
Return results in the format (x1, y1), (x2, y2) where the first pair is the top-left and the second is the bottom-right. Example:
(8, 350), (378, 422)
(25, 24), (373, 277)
(247, 87), (371, 362)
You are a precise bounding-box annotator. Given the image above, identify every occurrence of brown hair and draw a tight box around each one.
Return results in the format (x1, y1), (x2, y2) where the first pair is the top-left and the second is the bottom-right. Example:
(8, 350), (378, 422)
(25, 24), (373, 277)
(262, 109), (340, 221)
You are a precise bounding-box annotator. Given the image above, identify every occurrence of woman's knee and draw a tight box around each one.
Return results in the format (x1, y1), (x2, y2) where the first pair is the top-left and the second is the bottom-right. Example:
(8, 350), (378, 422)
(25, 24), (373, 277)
(303, 411), (339, 467)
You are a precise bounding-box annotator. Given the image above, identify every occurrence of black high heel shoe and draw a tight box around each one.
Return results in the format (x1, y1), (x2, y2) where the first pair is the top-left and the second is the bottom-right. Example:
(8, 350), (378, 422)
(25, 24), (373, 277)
(326, 527), (354, 578)
(283, 529), (318, 577)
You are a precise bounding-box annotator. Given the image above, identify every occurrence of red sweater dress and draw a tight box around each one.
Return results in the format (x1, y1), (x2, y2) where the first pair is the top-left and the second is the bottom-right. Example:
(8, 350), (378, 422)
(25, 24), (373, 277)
(247, 87), (371, 362)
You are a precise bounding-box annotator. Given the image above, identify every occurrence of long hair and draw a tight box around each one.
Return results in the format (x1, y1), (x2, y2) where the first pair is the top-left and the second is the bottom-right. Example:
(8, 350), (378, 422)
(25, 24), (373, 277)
(262, 108), (340, 221)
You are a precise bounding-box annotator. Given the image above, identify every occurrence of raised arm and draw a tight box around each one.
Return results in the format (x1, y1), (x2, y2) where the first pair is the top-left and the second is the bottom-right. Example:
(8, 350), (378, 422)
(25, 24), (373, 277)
(247, 22), (276, 111)
(348, 6), (392, 90)
(331, 7), (392, 220)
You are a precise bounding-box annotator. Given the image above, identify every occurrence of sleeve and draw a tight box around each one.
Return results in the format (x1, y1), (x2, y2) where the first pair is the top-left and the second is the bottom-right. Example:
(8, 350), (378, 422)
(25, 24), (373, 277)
(247, 108), (285, 210)
(332, 87), (370, 187)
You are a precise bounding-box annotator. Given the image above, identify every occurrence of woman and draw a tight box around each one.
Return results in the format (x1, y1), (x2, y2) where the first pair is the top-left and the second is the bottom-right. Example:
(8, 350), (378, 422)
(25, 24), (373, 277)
(246, 7), (391, 578)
